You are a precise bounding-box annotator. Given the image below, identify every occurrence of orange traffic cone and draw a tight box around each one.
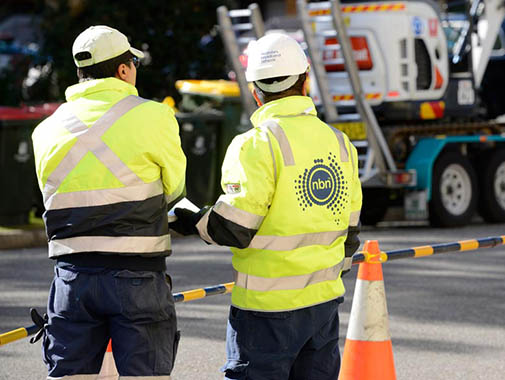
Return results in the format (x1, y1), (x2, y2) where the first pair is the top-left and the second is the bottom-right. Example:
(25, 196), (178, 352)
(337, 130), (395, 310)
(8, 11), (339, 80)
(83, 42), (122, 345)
(339, 240), (396, 380)
(98, 340), (119, 380)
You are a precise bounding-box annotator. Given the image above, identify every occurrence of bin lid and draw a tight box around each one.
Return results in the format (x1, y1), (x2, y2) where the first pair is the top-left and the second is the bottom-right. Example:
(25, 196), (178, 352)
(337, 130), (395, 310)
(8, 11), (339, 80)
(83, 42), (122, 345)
(0, 106), (45, 121)
(0, 103), (61, 121)
(175, 80), (240, 97)
(21, 102), (61, 117)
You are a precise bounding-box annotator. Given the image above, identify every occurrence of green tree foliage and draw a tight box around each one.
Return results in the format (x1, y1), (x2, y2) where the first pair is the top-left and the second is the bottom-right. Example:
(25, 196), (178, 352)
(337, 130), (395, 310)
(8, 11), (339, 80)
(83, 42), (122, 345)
(40, 0), (236, 101)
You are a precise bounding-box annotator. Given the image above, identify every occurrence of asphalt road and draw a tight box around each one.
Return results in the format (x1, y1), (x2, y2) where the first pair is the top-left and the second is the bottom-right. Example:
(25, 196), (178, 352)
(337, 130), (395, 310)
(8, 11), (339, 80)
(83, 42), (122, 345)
(1, 222), (504, 380)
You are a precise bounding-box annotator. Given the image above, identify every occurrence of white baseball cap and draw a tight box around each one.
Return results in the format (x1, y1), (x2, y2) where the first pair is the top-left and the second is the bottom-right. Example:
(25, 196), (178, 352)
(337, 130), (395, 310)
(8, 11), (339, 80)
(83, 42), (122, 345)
(72, 25), (144, 68)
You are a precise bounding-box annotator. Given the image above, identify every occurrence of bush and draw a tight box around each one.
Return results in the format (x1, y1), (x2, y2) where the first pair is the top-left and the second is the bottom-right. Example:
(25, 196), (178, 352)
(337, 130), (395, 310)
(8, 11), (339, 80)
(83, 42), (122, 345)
(39, 0), (236, 101)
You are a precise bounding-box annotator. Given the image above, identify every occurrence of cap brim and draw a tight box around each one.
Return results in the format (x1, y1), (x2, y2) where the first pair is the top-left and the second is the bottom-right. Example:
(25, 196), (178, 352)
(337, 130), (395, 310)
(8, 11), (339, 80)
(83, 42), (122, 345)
(130, 46), (144, 59)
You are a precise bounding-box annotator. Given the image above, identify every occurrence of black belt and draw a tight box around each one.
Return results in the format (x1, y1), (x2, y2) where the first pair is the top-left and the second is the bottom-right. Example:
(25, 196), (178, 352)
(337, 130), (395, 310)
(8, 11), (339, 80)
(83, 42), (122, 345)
(55, 252), (167, 272)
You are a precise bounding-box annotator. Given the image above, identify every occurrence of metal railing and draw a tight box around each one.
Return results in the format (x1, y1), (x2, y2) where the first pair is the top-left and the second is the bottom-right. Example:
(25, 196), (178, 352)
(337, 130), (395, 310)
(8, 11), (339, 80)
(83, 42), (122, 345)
(1, 235), (503, 346)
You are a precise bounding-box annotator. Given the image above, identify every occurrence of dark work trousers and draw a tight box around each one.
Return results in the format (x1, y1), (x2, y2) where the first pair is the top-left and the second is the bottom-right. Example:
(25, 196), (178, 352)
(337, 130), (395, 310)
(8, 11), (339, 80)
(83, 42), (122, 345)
(221, 297), (343, 380)
(42, 265), (179, 378)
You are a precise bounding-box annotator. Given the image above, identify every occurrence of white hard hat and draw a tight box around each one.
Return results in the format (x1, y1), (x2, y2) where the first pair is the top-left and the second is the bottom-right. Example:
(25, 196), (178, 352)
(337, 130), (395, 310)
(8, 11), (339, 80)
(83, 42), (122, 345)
(245, 33), (308, 92)
(72, 25), (144, 68)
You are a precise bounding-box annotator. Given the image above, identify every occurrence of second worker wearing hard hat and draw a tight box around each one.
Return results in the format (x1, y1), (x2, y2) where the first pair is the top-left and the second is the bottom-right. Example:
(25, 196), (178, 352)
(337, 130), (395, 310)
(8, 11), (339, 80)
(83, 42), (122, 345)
(171, 33), (362, 379)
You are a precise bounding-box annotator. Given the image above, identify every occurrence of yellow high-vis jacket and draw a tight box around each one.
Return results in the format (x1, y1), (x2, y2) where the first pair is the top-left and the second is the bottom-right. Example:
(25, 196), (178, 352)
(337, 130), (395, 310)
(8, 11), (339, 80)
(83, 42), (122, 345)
(197, 96), (362, 311)
(32, 78), (186, 258)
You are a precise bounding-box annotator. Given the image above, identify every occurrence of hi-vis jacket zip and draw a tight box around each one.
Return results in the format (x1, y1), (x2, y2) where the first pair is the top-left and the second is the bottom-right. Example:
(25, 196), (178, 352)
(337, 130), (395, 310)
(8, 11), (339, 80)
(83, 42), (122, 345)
(197, 96), (362, 311)
(32, 78), (186, 258)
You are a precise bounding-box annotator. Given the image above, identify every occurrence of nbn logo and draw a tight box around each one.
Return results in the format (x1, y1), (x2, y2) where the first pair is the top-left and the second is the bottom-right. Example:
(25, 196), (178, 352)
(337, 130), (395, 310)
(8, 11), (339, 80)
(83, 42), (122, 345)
(309, 168), (334, 203)
(312, 177), (332, 191)
(294, 155), (345, 217)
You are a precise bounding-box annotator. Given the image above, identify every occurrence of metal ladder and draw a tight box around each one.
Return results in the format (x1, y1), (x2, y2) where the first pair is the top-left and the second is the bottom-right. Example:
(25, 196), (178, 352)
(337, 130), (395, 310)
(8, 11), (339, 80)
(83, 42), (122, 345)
(297, 0), (397, 182)
(216, 4), (265, 118)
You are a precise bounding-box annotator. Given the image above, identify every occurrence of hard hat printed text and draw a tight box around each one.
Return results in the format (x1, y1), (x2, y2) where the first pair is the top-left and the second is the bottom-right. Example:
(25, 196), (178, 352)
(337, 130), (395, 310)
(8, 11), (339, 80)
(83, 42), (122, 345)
(294, 154), (348, 222)
(261, 50), (281, 64)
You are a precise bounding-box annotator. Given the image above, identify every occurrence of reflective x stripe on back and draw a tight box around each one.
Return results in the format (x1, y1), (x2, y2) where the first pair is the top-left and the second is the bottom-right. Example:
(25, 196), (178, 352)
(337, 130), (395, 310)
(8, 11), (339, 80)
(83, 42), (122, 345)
(260, 119), (350, 170)
(43, 95), (156, 210)
(261, 120), (295, 167)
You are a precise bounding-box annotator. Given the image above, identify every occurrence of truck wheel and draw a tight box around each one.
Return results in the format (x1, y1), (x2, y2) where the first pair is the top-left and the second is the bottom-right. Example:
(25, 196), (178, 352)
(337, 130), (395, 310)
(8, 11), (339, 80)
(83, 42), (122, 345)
(360, 188), (389, 225)
(429, 151), (478, 227)
(478, 149), (505, 222)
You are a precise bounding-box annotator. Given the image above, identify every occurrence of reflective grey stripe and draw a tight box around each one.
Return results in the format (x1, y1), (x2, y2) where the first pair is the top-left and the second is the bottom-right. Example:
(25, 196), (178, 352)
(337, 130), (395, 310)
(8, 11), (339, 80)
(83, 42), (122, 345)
(213, 201), (264, 230)
(329, 126), (349, 162)
(49, 235), (170, 257)
(349, 141), (356, 178)
(266, 133), (277, 183)
(45, 180), (163, 210)
(165, 178), (185, 206)
(248, 229), (348, 251)
(349, 210), (360, 227)
(47, 375), (98, 379)
(43, 96), (148, 201)
(195, 209), (218, 245)
(343, 257), (353, 271)
(262, 120), (295, 166)
(234, 261), (344, 292)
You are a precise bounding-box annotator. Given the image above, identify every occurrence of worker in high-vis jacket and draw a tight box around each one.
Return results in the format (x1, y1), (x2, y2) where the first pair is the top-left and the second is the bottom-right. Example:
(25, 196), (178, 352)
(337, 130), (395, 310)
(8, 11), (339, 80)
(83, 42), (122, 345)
(32, 25), (185, 379)
(170, 33), (362, 379)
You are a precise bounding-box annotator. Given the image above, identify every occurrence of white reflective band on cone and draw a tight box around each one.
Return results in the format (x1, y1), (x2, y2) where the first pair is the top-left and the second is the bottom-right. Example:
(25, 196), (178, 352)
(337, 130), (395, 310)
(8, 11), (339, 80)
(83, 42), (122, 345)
(346, 279), (391, 341)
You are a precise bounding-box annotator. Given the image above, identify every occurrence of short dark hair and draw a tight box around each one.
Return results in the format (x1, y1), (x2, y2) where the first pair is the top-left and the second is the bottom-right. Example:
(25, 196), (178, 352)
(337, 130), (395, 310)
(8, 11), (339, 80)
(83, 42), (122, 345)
(253, 73), (307, 104)
(76, 51), (134, 82)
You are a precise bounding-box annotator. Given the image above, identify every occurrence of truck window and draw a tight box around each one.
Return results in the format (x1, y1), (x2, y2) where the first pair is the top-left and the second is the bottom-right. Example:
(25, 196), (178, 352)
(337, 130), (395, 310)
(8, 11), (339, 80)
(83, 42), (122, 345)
(415, 38), (432, 90)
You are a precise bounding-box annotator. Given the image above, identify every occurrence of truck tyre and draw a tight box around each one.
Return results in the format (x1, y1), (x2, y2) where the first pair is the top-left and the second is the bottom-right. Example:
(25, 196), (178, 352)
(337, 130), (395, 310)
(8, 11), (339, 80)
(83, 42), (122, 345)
(429, 151), (478, 227)
(478, 149), (505, 222)
(360, 188), (389, 225)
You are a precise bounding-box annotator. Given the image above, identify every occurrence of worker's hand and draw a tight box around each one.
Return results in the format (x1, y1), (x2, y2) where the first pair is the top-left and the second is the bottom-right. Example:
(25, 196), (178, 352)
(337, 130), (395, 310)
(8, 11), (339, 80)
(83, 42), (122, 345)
(169, 206), (210, 236)
(169, 208), (199, 235)
(340, 257), (353, 278)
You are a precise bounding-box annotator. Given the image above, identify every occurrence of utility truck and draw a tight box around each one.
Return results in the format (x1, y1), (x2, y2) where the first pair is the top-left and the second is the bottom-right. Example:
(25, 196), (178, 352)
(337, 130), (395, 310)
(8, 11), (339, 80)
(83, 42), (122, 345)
(217, 0), (505, 227)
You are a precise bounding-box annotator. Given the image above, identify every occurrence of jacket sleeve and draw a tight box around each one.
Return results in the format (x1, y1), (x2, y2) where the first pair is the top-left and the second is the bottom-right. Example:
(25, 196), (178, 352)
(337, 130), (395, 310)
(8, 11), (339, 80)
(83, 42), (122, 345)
(196, 129), (275, 247)
(344, 141), (363, 260)
(151, 105), (186, 209)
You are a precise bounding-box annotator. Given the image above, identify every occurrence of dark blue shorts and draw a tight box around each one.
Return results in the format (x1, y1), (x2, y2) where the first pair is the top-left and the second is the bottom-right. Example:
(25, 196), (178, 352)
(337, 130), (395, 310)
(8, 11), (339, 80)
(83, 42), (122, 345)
(222, 298), (343, 380)
(42, 265), (179, 378)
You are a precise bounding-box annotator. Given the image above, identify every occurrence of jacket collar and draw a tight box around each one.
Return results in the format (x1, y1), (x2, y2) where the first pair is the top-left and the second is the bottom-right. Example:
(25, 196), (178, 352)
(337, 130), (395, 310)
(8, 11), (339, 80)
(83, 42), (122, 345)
(250, 96), (317, 126)
(65, 77), (138, 101)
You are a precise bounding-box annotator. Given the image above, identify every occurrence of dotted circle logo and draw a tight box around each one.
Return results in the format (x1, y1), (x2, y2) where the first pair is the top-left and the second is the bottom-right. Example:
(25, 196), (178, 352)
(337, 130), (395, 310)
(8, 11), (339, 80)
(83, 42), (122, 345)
(294, 154), (348, 222)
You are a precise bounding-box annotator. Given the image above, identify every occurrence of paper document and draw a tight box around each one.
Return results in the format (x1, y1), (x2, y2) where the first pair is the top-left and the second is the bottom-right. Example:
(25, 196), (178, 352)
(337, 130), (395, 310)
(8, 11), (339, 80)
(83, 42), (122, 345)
(168, 197), (200, 222)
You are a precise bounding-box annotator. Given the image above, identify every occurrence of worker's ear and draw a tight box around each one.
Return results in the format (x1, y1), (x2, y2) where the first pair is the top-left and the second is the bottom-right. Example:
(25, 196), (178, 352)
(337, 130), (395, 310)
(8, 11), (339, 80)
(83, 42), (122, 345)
(116, 63), (129, 81)
(252, 88), (263, 106)
(302, 71), (308, 96)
